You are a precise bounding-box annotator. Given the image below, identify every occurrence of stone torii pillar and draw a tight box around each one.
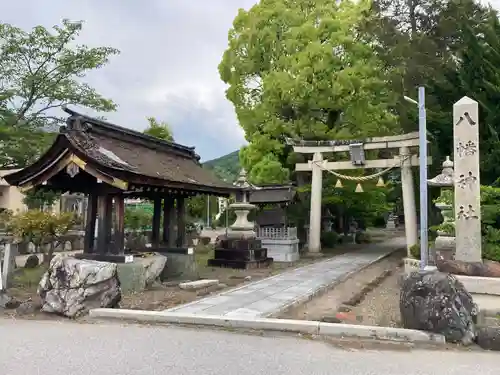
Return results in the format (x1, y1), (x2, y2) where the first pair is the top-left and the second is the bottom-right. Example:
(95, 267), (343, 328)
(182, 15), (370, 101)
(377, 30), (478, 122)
(400, 146), (418, 255)
(308, 152), (323, 253)
(453, 97), (482, 262)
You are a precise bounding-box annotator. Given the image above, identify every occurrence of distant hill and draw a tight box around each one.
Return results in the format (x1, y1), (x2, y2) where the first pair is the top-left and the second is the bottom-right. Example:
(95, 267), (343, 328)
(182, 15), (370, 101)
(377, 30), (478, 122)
(203, 150), (240, 182)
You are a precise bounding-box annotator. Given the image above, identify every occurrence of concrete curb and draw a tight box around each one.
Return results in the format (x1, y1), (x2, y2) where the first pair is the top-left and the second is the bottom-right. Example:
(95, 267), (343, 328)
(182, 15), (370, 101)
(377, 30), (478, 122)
(89, 308), (445, 344)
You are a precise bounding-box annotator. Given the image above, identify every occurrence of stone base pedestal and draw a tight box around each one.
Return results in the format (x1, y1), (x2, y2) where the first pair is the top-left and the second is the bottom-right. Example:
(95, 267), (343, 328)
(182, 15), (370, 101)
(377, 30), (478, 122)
(116, 255), (167, 293)
(207, 237), (273, 269)
(160, 252), (198, 281)
(455, 275), (500, 325)
(260, 238), (299, 263)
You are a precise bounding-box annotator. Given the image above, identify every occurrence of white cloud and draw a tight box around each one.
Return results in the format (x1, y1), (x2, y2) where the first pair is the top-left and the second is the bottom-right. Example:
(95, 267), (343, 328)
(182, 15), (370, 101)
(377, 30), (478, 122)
(0, 0), (256, 160)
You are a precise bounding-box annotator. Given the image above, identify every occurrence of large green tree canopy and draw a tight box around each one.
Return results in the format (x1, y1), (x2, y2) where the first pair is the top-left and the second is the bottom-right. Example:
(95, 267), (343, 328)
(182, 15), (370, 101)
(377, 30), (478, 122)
(219, 0), (400, 183)
(0, 19), (119, 169)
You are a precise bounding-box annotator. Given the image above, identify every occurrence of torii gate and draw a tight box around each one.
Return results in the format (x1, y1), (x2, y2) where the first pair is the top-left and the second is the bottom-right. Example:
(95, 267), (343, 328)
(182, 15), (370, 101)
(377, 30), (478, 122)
(289, 132), (431, 254)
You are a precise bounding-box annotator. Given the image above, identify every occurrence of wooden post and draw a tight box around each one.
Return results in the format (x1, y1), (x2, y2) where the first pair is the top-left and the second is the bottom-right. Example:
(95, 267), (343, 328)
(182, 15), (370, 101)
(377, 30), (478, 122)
(176, 196), (186, 247)
(83, 193), (98, 253)
(104, 195), (113, 248)
(114, 196), (125, 254)
(162, 197), (174, 245)
(96, 195), (109, 254)
(151, 197), (162, 248)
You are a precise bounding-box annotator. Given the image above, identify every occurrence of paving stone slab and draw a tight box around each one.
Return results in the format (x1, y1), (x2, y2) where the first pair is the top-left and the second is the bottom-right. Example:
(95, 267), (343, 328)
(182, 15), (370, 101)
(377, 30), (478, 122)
(165, 237), (405, 318)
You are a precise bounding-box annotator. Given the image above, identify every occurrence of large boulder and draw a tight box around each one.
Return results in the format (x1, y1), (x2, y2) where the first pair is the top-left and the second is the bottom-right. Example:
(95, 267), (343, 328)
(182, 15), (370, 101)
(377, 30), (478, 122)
(400, 271), (478, 344)
(38, 255), (121, 318)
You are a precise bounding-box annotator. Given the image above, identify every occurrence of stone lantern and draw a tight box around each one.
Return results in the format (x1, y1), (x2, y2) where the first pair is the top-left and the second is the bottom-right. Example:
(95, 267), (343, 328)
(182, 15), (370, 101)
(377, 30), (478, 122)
(228, 169), (256, 238)
(428, 156), (455, 262)
(207, 169), (272, 269)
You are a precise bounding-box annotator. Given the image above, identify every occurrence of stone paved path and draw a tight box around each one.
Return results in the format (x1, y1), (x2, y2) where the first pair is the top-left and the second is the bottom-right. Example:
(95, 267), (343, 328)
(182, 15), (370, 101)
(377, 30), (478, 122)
(165, 236), (405, 318)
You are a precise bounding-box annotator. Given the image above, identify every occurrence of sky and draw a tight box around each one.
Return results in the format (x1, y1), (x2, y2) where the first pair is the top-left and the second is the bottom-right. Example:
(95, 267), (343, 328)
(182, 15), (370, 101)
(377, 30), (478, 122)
(1, 0), (499, 162)
(0, 0), (257, 162)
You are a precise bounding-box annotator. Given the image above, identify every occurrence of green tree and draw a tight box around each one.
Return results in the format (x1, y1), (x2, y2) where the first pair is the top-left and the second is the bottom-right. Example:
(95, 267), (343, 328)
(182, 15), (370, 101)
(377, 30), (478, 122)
(0, 19), (119, 169)
(23, 188), (60, 210)
(220, 0), (399, 183)
(143, 117), (174, 142)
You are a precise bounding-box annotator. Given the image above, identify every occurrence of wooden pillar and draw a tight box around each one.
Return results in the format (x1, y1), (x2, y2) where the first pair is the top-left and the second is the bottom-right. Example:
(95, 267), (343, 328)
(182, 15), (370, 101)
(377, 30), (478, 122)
(151, 197), (162, 248)
(114, 196), (125, 254)
(176, 196), (186, 247)
(83, 193), (98, 253)
(96, 195), (110, 255)
(162, 197), (174, 245)
(105, 195), (113, 246)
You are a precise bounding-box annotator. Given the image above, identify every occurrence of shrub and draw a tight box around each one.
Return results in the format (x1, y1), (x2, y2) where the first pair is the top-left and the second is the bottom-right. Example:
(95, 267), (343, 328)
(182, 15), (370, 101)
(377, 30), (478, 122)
(8, 210), (76, 264)
(124, 207), (152, 233)
(321, 231), (339, 248)
(372, 216), (387, 228)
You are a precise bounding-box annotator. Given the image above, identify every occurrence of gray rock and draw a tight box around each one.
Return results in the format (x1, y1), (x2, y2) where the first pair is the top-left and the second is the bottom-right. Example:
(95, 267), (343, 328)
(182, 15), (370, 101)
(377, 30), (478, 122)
(143, 255), (167, 287)
(179, 279), (219, 290)
(476, 326), (500, 351)
(38, 255), (121, 318)
(244, 276), (252, 282)
(24, 254), (40, 269)
(0, 291), (19, 309)
(16, 300), (40, 315)
(217, 283), (228, 289)
(400, 271), (477, 344)
(321, 315), (342, 323)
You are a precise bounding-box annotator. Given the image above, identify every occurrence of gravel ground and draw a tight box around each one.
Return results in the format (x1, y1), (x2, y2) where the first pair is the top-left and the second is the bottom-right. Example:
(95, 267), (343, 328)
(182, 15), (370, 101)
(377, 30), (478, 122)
(281, 250), (404, 326)
(349, 265), (402, 327)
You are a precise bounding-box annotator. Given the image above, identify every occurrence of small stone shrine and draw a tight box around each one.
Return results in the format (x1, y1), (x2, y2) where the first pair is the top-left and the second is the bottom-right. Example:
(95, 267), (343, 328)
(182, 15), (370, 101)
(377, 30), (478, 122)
(208, 170), (273, 269)
(250, 184), (300, 262)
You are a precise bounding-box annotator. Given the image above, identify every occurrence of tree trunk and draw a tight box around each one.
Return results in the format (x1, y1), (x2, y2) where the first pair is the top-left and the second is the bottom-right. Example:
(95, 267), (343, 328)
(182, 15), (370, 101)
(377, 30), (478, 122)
(43, 241), (54, 265)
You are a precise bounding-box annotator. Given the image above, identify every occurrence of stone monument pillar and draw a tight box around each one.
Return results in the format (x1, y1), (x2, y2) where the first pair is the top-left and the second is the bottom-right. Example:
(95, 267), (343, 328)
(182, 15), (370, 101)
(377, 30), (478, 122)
(308, 152), (323, 253)
(453, 97), (482, 262)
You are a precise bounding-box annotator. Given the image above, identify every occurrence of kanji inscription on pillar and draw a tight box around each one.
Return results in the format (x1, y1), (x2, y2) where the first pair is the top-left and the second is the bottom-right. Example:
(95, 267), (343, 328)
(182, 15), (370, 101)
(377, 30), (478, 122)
(453, 96), (482, 262)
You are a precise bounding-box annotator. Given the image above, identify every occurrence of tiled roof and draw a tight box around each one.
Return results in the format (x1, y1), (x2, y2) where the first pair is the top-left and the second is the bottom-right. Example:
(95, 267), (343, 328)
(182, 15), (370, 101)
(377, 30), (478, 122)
(249, 185), (296, 204)
(61, 109), (236, 193)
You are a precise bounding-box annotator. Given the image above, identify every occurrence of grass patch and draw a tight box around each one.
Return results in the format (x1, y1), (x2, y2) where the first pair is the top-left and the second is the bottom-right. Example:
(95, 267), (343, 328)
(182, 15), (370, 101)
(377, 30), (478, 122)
(11, 266), (47, 291)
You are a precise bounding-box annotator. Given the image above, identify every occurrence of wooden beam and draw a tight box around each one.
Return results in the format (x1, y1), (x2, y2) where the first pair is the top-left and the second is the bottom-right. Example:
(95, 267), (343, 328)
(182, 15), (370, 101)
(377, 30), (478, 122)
(292, 132), (426, 154)
(295, 155), (431, 171)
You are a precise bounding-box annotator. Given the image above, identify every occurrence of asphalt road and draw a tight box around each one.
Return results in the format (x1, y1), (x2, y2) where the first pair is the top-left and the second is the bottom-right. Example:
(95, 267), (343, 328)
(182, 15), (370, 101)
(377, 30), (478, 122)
(0, 319), (498, 375)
